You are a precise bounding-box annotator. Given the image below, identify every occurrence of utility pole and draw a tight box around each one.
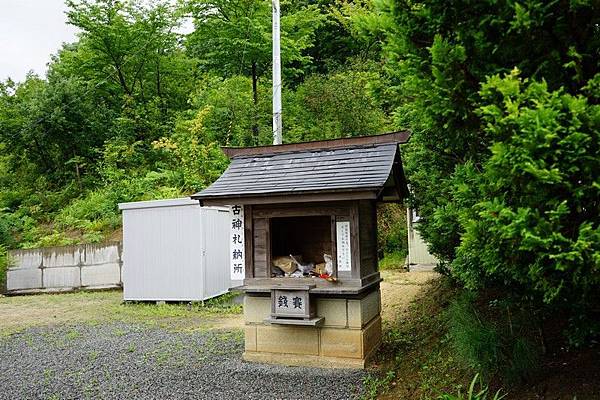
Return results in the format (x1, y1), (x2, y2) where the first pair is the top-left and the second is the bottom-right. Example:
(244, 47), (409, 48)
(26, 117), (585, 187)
(272, 0), (282, 145)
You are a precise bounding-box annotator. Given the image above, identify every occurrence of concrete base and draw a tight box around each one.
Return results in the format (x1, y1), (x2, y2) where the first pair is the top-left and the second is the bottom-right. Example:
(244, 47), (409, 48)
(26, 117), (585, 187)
(243, 289), (382, 369)
(242, 351), (367, 369)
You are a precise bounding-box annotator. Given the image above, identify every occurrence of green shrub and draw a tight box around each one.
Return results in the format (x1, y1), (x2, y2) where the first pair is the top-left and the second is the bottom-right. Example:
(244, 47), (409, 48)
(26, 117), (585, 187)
(286, 70), (391, 142)
(30, 171), (186, 247)
(452, 71), (600, 343)
(377, 203), (408, 260)
(438, 374), (505, 400)
(374, 0), (600, 346)
(0, 212), (17, 248)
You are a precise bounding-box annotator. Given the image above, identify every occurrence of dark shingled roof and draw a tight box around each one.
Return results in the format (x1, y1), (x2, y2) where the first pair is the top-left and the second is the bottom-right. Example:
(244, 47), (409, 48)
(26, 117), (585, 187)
(192, 132), (409, 203)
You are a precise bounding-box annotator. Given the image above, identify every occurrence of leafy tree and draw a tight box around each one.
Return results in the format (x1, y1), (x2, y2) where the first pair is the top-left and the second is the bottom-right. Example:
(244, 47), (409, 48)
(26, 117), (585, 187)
(285, 70), (390, 141)
(373, 0), (600, 339)
(62, 0), (198, 144)
(153, 107), (229, 191)
(0, 75), (111, 185)
(453, 70), (599, 342)
(187, 0), (324, 83)
(186, 75), (272, 146)
(185, 0), (325, 139)
(374, 0), (600, 262)
(324, 0), (385, 68)
(65, 0), (191, 102)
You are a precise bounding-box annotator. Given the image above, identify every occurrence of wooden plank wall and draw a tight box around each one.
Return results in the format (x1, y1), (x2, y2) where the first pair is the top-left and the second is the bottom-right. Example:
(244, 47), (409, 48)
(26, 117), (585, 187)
(253, 218), (270, 278)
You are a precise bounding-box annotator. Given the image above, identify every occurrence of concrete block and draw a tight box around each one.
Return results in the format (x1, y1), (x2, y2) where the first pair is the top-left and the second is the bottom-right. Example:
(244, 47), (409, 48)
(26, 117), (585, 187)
(7, 249), (42, 269)
(83, 243), (120, 266)
(316, 298), (348, 327)
(256, 325), (319, 356)
(362, 290), (381, 323)
(81, 262), (121, 287)
(43, 266), (80, 288)
(7, 268), (42, 291)
(244, 296), (271, 323)
(363, 316), (382, 360)
(348, 290), (381, 328)
(320, 328), (363, 359)
(42, 247), (82, 268)
(244, 325), (257, 352)
(347, 300), (361, 328)
(243, 351), (366, 369)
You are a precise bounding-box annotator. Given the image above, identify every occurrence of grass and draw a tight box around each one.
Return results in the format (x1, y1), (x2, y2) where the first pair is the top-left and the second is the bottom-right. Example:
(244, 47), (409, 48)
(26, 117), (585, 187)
(446, 294), (541, 383)
(365, 277), (473, 400)
(368, 273), (595, 400)
(439, 374), (506, 400)
(88, 350), (99, 361)
(0, 289), (242, 336)
(0, 244), (7, 293)
(378, 252), (407, 271)
(65, 328), (81, 341)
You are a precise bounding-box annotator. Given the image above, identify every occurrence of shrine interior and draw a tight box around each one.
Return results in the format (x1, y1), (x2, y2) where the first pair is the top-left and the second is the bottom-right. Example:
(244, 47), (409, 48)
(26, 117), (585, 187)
(270, 216), (333, 277)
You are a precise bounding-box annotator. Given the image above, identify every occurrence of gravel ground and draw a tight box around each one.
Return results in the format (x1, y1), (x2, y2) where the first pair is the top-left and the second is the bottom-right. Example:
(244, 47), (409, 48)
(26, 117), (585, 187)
(0, 323), (366, 400)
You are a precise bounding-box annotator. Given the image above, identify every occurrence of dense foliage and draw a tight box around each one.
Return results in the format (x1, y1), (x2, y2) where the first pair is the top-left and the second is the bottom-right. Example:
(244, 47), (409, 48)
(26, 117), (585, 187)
(0, 0), (391, 248)
(369, 0), (600, 341)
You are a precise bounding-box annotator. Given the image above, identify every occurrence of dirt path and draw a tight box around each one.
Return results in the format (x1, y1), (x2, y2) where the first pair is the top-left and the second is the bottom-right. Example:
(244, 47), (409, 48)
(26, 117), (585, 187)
(379, 267), (439, 324)
(0, 290), (242, 335)
(0, 269), (434, 336)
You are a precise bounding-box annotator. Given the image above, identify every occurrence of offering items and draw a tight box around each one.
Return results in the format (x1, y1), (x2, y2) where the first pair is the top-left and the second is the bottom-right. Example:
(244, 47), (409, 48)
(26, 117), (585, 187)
(272, 255), (300, 274)
(270, 253), (337, 282)
(289, 254), (314, 275)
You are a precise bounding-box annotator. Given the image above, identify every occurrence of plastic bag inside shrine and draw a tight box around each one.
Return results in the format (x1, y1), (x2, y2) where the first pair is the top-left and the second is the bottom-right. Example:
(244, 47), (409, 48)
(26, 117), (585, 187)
(192, 132), (410, 369)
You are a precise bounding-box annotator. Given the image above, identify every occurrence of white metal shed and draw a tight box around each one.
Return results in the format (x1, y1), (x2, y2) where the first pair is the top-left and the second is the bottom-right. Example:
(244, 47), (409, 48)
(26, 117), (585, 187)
(118, 198), (231, 301)
(406, 207), (439, 266)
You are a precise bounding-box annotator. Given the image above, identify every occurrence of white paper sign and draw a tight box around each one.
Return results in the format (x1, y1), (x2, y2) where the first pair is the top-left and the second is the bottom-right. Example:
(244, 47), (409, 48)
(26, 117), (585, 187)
(230, 205), (245, 280)
(336, 221), (351, 272)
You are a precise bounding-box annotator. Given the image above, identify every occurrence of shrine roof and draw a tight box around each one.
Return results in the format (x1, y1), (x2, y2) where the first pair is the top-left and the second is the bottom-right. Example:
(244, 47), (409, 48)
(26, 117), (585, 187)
(191, 132), (410, 204)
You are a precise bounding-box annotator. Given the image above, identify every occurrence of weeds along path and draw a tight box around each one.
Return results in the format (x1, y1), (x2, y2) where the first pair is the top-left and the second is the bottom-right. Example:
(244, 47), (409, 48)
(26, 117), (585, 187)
(379, 267), (439, 325)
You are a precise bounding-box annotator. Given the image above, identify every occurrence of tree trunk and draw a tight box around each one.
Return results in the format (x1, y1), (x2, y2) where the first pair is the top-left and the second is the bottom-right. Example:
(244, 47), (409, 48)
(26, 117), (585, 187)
(251, 61), (259, 143)
(156, 53), (162, 99)
(73, 152), (82, 190)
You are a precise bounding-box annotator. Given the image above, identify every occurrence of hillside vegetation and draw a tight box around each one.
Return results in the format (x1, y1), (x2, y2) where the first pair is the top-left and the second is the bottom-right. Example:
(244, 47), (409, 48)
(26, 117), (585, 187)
(0, 0), (598, 396)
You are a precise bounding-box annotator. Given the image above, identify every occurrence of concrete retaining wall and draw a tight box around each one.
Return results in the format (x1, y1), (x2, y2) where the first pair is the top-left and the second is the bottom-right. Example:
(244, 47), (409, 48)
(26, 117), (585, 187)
(6, 242), (122, 294)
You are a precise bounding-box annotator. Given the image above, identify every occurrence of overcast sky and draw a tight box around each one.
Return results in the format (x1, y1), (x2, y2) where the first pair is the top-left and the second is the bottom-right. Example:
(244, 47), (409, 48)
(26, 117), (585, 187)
(0, 0), (78, 82)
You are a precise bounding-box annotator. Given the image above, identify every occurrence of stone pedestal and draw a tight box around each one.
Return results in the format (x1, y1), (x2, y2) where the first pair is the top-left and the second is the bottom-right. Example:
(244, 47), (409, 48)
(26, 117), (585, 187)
(242, 289), (382, 369)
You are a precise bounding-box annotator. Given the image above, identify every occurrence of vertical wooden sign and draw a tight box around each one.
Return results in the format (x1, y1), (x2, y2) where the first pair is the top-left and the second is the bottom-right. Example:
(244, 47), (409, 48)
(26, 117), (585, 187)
(230, 205), (245, 280)
(336, 221), (351, 271)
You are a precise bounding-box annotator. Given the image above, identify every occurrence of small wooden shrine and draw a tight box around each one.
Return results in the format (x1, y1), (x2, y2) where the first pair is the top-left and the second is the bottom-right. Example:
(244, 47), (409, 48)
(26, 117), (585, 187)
(192, 131), (410, 368)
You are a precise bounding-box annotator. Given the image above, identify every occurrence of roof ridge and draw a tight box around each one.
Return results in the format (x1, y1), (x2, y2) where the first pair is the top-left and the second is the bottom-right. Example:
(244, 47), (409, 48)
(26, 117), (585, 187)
(222, 131), (410, 159)
(233, 142), (397, 159)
